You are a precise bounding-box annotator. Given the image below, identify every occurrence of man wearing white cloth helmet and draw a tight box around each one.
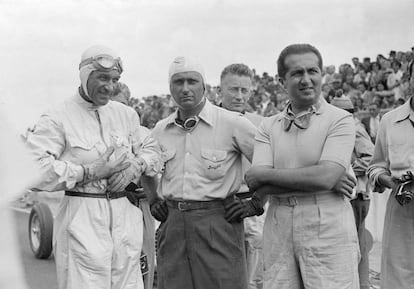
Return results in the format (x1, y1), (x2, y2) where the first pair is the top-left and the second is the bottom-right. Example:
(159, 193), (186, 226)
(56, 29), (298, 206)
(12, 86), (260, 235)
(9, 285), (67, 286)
(146, 56), (258, 289)
(25, 45), (161, 289)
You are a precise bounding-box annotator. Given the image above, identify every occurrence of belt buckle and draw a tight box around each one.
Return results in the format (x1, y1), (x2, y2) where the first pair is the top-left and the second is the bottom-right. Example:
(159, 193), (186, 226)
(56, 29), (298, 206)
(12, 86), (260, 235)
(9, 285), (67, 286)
(106, 191), (111, 200)
(177, 201), (188, 211)
(287, 196), (297, 206)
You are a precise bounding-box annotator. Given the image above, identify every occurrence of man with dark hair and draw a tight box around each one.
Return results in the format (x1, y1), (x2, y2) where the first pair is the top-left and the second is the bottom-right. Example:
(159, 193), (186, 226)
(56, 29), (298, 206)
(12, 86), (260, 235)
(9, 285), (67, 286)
(352, 57), (361, 73)
(387, 60), (403, 101)
(361, 102), (381, 143)
(219, 63), (265, 289)
(367, 65), (414, 289)
(230, 43), (359, 289)
(389, 50), (397, 62)
(331, 96), (374, 289)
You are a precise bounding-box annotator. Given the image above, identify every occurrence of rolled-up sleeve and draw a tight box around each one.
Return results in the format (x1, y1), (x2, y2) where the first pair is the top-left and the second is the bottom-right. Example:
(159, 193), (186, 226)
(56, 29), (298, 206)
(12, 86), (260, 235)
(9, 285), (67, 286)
(25, 114), (84, 191)
(367, 118), (390, 185)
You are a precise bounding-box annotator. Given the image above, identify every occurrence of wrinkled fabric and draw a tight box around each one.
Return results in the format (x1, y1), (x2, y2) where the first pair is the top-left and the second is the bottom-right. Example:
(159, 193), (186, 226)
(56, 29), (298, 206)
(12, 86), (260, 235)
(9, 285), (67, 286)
(25, 92), (161, 289)
(156, 206), (247, 289)
(242, 112), (266, 289)
(263, 195), (360, 289)
(351, 119), (374, 289)
(368, 98), (414, 289)
(252, 97), (359, 288)
(152, 100), (256, 288)
(140, 199), (156, 289)
(152, 100), (256, 201)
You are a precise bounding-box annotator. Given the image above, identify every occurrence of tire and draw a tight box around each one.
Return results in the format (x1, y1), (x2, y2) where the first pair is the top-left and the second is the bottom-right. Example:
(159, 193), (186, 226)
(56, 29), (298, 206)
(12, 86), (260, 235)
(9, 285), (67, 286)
(28, 202), (54, 259)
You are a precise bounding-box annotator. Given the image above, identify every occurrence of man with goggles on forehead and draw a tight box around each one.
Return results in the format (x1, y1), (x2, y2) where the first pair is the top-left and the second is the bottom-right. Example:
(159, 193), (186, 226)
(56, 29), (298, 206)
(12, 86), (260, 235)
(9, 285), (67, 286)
(25, 45), (161, 289)
(145, 57), (258, 289)
(79, 54), (123, 73)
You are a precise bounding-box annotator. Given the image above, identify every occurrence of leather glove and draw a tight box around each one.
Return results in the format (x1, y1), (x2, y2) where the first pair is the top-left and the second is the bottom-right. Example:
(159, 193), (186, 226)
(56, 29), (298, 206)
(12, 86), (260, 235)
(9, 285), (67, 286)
(150, 198), (169, 222)
(82, 146), (130, 183)
(107, 159), (144, 192)
(224, 195), (264, 223)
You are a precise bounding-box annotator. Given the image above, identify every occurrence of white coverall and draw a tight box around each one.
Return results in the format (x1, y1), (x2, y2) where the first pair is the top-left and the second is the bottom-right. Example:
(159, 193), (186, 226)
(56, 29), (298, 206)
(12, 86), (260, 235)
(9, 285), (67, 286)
(25, 92), (161, 289)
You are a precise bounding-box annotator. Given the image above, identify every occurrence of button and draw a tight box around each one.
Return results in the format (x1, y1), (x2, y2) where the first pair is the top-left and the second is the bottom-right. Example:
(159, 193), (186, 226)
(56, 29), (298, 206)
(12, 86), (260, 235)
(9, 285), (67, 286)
(186, 152), (191, 156)
(213, 156), (217, 161)
(187, 133), (191, 136)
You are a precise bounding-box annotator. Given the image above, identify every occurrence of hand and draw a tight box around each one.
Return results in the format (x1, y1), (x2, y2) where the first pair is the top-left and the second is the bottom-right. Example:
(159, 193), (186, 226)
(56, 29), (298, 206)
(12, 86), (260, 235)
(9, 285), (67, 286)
(107, 158), (145, 192)
(83, 146), (130, 183)
(224, 195), (264, 223)
(245, 166), (270, 192)
(107, 165), (140, 193)
(378, 174), (399, 190)
(150, 198), (168, 222)
(333, 172), (357, 198)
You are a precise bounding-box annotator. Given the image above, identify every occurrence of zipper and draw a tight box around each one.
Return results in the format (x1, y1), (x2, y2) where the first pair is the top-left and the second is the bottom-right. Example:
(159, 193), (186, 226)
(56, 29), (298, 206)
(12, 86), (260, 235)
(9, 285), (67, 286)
(95, 110), (113, 234)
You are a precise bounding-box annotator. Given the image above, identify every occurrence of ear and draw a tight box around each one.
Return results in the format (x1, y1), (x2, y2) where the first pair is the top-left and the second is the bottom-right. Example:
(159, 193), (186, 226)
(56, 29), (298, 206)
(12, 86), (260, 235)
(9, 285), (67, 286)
(217, 85), (222, 96)
(279, 77), (286, 88)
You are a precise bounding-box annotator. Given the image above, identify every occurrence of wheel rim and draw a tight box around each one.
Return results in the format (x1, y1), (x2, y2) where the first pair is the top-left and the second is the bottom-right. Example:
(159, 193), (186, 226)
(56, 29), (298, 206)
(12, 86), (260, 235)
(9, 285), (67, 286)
(30, 214), (41, 251)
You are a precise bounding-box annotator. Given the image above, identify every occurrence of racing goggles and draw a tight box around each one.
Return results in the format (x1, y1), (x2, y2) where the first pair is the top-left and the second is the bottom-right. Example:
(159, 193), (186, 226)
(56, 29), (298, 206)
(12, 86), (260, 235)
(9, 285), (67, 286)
(79, 54), (123, 73)
(174, 115), (199, 130)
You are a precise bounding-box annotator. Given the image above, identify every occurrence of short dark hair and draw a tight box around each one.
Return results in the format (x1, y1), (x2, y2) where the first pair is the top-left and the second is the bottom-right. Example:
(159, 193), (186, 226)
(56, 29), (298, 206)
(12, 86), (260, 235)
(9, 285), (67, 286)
(277, 44), (323, 79)
(392, 60), (401, 68)
(357, 82), (367, 89)
(369, 102), (379, 108)
(220, 63), (253, 82)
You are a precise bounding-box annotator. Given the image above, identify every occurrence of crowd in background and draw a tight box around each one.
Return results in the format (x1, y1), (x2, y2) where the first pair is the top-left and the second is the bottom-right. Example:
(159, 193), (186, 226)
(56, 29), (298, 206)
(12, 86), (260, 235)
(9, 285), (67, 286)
(125, 47), (414, 128)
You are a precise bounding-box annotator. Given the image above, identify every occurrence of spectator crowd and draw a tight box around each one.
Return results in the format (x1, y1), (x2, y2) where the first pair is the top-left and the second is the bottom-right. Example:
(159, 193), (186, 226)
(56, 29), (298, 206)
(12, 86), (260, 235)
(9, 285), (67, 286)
(124, 47), (414, 129)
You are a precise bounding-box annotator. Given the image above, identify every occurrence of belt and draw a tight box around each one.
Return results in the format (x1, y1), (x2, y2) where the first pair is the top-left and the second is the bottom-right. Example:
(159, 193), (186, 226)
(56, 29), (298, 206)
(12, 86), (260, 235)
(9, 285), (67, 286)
(271, 193), (343, 206)
(65, 190), (127, 200)
(166, 199), (226, 212)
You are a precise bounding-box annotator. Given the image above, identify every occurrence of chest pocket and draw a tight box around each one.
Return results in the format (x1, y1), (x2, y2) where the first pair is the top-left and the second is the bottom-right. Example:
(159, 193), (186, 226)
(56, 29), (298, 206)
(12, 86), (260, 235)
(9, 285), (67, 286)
(161, 149), (176, 181)
(66, 134), (100, 163)
(201, 149), (227, 180)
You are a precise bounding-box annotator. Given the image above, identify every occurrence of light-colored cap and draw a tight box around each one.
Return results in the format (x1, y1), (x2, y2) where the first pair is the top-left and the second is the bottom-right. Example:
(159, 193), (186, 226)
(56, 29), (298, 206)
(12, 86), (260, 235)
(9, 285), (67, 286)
(79, 45), (121, 98)
(80, 45), (119, 64)
(168, 56), (206, 85)
(330, 96), (354, 110)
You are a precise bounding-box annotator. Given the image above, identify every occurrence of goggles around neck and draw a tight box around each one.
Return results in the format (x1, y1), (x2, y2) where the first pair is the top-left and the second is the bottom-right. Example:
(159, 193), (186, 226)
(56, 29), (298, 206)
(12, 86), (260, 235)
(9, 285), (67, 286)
(174, 115), (200, 130)
(79, 54), (123, 73)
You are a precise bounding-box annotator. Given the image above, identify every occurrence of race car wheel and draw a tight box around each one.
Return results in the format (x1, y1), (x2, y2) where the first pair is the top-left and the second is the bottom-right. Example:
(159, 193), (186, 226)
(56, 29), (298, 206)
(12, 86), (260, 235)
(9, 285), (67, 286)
(28, 202), (53, 259)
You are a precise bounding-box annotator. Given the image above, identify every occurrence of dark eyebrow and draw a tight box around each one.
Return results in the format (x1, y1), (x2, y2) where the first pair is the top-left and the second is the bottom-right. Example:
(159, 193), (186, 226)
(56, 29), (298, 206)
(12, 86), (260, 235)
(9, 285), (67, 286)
(173, 77), (200, 83)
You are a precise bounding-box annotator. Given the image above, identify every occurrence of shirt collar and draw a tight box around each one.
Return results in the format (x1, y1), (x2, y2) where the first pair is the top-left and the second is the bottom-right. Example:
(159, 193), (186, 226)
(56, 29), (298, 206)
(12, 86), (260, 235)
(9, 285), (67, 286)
(165, 99), (214, 128)
(74, 90), (102, 111)
(395, 97), (414, 123)
(278, 96), (325, 122)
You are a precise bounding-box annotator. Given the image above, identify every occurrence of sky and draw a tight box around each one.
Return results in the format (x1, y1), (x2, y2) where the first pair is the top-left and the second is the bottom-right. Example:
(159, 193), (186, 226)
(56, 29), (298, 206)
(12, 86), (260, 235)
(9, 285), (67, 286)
(1, 0), (414, 131)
